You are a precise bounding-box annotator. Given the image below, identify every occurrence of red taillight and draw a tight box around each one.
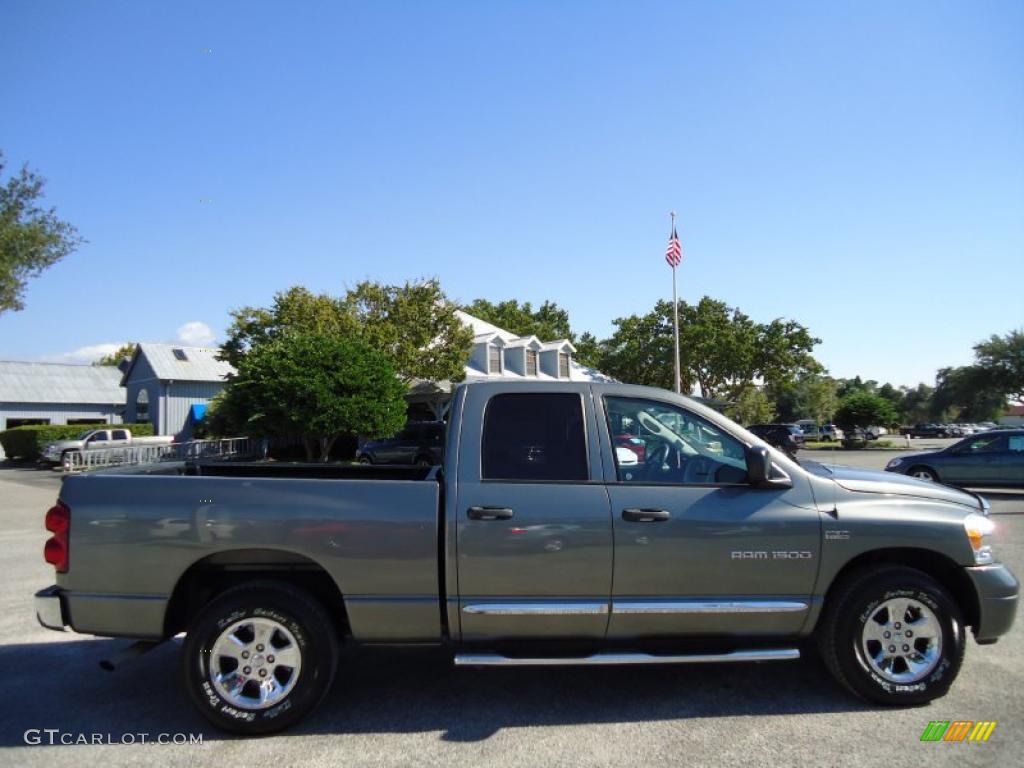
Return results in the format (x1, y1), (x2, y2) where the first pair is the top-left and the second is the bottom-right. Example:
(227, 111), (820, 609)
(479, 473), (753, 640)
(44, 501), (70, 573)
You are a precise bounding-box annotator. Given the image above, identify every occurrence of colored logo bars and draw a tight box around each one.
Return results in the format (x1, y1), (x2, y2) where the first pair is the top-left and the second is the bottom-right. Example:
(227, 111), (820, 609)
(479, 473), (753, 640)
(920, 721), (997, 742)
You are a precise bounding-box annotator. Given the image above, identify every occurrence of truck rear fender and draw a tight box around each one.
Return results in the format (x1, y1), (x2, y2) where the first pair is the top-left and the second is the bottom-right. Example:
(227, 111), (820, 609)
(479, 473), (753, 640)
(163, 548), (350, 639)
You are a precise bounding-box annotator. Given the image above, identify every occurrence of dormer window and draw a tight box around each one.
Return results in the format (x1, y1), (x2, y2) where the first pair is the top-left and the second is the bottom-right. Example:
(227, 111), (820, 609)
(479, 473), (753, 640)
(526, 349), (538, 376)
(488, 345), (502, 374)
(558, 352), (570, 378)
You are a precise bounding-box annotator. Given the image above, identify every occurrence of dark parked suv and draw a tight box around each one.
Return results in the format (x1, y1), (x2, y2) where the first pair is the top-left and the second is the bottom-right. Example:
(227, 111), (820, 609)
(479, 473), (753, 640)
(747, 423), (804, 458)
(356, 421), (445, 466)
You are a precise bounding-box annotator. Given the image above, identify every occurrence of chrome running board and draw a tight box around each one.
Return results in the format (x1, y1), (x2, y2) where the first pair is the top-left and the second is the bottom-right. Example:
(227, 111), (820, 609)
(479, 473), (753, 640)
(454, 648), (800, 667)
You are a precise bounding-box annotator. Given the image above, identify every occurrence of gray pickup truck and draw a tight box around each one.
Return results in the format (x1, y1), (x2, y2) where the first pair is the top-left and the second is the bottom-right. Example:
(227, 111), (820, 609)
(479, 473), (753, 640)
(35, 381), (1018, 734)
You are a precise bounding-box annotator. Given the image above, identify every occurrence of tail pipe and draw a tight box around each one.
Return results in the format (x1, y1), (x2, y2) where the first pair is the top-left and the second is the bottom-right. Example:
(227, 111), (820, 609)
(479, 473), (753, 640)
(99, 640), (162, 671)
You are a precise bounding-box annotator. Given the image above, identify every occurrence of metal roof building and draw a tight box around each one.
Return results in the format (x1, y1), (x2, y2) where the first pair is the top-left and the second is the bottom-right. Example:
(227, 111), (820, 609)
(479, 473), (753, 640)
(121, 343), (235, 438)
(0, 361), (126, 458)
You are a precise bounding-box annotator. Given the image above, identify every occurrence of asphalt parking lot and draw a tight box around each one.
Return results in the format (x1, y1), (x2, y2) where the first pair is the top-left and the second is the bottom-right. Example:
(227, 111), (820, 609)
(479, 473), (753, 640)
(0, 456), (1021, 768)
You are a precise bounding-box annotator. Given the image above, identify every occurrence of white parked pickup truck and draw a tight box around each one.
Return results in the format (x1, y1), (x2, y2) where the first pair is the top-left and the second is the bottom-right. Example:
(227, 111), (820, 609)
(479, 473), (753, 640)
(41, 428), (173, 464)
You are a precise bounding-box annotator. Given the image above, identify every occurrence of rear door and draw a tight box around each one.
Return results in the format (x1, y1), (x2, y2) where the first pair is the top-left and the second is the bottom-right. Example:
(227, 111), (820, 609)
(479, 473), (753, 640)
(454, 385), (613, 641)
(596, 391), (822, 638)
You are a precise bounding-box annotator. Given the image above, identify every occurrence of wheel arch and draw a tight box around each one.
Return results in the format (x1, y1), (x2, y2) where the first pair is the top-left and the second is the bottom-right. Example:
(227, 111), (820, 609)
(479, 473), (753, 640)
(815, 547), (979, 631)
(163, 548), (350, 639)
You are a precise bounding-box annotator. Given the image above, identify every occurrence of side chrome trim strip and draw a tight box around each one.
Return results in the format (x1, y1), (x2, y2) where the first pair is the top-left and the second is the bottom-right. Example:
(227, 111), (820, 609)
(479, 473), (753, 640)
(612, 600), (809, 615)
(454, 648), (801, 667)
(462, 602), (609, 616)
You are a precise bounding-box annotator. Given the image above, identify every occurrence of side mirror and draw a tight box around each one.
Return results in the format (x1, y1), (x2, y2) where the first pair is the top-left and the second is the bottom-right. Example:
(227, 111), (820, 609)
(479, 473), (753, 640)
(746, 445), (792, 488)
(746, 445), (771, 486)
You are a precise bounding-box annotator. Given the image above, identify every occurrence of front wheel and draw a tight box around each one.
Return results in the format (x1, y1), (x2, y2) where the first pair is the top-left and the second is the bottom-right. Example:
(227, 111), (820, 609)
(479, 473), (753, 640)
(183, 582), (338, 734)
(909, 466), (939, 482)
(818, 566), (964, 706)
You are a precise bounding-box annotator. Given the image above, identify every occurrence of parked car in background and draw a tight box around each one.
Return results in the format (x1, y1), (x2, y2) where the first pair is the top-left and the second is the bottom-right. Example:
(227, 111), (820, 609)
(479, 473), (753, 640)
(40, 428), (173, 464)
(864, 426), (888, 440)
(841, 427), (870, 449)
(885, 429), (1024, 487)
(904, 423), (951, 438)
(355, 421), (445, 466)
(797, 422), (844, 441)
(747, 423), (804, 458)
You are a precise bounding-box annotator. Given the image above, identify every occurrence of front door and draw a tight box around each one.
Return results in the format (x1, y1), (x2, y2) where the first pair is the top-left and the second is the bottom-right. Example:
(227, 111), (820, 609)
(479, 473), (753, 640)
(455, 387), (613, 641)
(942, 434), (1009, 485)
(598, 394), (822, 638)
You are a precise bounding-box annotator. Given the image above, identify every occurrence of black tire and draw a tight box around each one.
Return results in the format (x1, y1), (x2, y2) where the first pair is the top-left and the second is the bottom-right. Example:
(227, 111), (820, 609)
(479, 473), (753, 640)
(908, 466), (939, 482)
(183, 582), (338, 735)
(818, 566), (965, 706)
(357, 455), (372, 465)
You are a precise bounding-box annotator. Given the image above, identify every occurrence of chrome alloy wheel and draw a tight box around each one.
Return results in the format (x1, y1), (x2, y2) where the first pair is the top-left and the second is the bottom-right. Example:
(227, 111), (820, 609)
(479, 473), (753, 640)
(860, 597), (942, 683)
(209, 617), (303, 710)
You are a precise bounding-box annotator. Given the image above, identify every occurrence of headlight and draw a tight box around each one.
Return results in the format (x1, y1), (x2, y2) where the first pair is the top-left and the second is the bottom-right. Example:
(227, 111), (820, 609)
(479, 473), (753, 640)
(885, 457), (903, 469)
(964, 513), (996, 565)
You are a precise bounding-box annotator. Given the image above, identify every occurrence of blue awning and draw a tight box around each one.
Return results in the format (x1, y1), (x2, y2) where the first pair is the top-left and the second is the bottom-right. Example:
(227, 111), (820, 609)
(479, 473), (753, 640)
(190, 403), (208, 422)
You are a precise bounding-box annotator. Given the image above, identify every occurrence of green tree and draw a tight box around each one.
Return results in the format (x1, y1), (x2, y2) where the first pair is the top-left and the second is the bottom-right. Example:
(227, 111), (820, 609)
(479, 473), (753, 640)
(974, 330), (1024, 402)
(344, 279), (474, 384)
(599, 301), (678, 390)
(464, 298), (573, 341)
(796, 375), (838, 424)
(899, 383), (934, 423)
(600, 296), (821, 399)
(221, 286), (355, 369)
(727, 385), (774, 426)
(93, 343), (137, 366)
(930, 366), (1006, 423)
(833, 391), (899, 432)
(222, 280), (473, 384)
(216, 331), (408, 461)
(1, 152), (84, 313)
(573, 331), (603, 369)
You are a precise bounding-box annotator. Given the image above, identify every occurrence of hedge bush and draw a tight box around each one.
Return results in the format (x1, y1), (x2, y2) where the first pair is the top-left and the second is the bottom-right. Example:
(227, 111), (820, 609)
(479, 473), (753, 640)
(0, 423), (155, 461)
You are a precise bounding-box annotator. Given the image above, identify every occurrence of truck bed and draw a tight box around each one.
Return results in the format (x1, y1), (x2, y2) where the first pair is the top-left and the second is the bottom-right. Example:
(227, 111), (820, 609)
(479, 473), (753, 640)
(55, 464), (443, 641)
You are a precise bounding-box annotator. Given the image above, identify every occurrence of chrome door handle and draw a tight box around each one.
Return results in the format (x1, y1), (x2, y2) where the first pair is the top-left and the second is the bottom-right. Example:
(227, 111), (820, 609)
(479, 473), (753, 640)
(622, 508), (670, 522)
(467, 506), (514, 521)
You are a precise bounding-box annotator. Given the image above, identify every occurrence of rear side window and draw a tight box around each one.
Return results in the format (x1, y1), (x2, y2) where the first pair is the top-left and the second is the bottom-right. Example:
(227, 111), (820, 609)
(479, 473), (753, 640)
(482, 393), (588, 481)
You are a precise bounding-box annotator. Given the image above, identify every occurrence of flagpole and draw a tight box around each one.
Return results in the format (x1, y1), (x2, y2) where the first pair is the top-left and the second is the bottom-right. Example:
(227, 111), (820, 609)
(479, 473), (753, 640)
(671, 212), (681, 394)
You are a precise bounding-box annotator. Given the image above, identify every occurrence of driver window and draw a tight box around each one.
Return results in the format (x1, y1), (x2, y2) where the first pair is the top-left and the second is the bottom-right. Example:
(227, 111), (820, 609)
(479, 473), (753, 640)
(604, 396), (747, 485)
(963, 435), (1005, 454)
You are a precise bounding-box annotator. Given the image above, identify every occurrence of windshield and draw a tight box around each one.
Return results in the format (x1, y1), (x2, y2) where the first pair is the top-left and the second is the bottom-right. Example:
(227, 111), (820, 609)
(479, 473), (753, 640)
(75, 430), (96, 440)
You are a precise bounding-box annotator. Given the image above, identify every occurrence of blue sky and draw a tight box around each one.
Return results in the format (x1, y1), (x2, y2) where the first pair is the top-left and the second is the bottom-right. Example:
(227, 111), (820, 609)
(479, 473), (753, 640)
(1, 0), (1021, 387)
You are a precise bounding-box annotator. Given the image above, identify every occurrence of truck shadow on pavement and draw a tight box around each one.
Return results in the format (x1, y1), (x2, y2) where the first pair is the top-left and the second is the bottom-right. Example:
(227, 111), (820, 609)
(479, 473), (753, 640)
(0, 637), (875, 746)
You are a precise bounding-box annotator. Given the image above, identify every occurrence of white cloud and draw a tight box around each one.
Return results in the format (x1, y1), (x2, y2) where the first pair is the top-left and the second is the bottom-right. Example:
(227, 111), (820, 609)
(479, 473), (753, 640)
(176, 321), (216, 347)
(41, 343), (129, 365)
(41, 320), (217, 365)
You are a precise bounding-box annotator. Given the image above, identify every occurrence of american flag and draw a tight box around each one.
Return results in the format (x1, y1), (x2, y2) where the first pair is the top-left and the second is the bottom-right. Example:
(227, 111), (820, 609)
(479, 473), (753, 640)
(665, 224), (682, 268)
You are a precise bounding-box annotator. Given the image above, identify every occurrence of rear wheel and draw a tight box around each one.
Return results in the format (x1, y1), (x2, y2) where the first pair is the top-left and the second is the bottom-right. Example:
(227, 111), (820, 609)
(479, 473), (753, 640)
(183, 582), (338, 734)
(818, 566), (964, 705)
